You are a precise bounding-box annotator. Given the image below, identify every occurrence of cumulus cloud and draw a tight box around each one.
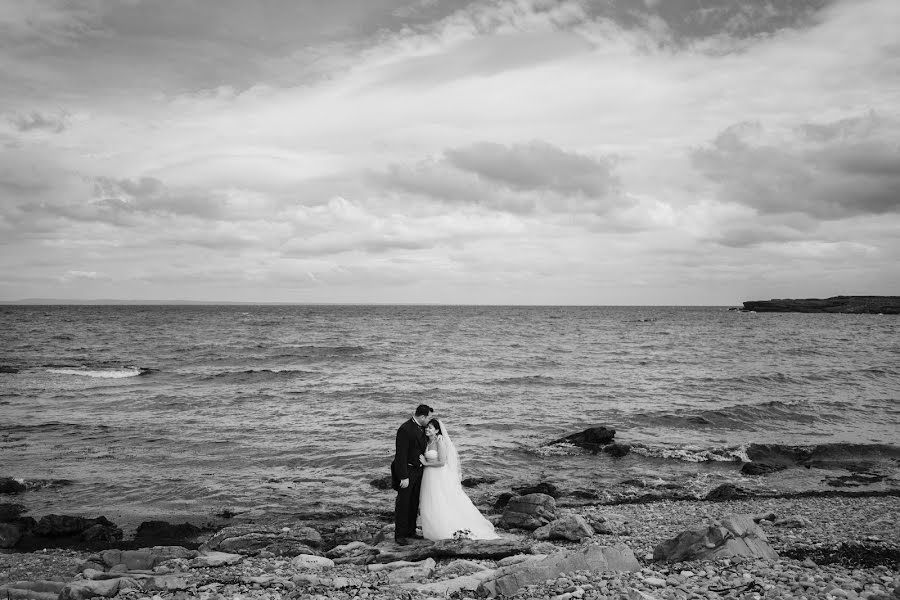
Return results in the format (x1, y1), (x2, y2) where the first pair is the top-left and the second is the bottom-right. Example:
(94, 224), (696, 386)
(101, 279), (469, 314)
(692, 112), (900, 219)
(8, 111), (68, 133)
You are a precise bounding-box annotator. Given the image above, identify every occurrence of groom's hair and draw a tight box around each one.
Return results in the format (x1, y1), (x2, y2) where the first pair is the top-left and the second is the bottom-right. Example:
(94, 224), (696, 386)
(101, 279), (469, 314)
(414, 404), (433, 417)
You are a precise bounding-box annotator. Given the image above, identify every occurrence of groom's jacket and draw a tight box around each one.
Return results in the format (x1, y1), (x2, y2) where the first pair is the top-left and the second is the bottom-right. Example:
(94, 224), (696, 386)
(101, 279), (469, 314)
(393, 418), (426, 484)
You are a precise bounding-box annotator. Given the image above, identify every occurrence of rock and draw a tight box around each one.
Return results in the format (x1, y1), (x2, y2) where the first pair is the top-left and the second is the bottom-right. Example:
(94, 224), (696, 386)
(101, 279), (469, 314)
(462, 476), (499, 488)
(191, 550), (244, 567)
(513, 482), (561, 498)
(375, 537), (531, 563)
(752, 512), (777, 523)
(705, 483), (751, 501)
(327, 541), (380, 563)
(500, 493), (557, 530)
(534, 515), (595, 541)
(59, 579), (122, 600)
(0, 478), (27, 494)
(741, 296), (900, 314)
(0, 580), (67, 600)
(144, 574), (191, 591)
(775, 515), (812, 528)
(0, 522), (22, 547)
(498, 553), (546, 567)
(741, 462), (786, 476)
(628, 588), (662, 600)
(478, 544), (640, 597)
(603, 443), (631, 458)
(81, 523), (123, 543)
(547, 426), (616, 450)
(291, 554), (335, 569)
(202, 523), (321, 556)
(386, 557), (435, 583)
(404, 569), (496, 594)
(0, 502), (27, 521)
(652, 513), (779, 563)
(437, 558), (490, 577)
(135, 520), (202, 542)
(494, 492), (515, 510)
(33, 514), (121, 539)
(94, 546), (196, 571)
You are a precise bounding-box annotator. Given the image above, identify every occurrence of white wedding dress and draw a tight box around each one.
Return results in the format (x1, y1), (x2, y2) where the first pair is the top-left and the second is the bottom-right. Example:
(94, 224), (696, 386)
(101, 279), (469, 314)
(419, 422), (498, 541)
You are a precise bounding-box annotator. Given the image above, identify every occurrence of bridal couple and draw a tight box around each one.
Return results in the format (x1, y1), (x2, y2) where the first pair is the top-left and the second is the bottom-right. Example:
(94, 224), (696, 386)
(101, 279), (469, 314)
(392, 404), (498, 545)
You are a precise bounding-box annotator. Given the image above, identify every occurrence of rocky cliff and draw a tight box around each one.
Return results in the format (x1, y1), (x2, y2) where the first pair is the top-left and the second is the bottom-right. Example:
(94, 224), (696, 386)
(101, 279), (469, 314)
(741, 296), (900, 314)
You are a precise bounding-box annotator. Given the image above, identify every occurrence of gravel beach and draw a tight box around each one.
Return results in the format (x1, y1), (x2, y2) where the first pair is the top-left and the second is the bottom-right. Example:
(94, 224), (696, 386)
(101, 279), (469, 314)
(2, 493), (897, 599)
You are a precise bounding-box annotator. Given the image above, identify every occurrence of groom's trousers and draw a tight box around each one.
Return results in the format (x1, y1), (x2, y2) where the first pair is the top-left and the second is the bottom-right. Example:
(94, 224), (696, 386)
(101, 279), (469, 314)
(394, 465), (424, 538)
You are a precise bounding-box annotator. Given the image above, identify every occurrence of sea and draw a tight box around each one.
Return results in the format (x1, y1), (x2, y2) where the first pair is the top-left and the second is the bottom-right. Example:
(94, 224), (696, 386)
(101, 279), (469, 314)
(1, 305), (898, 533)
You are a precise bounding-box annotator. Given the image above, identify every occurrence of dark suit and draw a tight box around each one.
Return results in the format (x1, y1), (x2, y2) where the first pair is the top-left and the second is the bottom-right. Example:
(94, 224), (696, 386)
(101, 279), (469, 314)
(393, 418), (426, 539)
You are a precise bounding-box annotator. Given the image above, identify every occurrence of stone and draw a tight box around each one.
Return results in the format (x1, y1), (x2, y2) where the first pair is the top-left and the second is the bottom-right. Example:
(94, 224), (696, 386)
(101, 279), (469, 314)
(0, 522), (22, 547)
(603, 443), (631, 458)
(81, 523), (123, 543)
(202, 523), (321, 556)
(741, 462), (786, 476)
(0, 477), (26, 494)
(369, 475), (393, 489)
(135, 520), (202, 542)
(291, 554), (335, 569)
(628, 588), (662, 600)
(479, 544), (640, 597)
(499, 554), (546, 567)
(0, 580), (67, 600)
(775, 515), (812, 528)
(191, 550), (244, 567)
(437, 558), (490, 577)
(547, 426), (616, 450)
(404, 570), (496, 594)
(513, 482), (561, 498)
(59, 579), (122, 600)
(462, 476), (499, 488)
(653, 514), (779, 563)
(534, 515), (595, 541)
(0, 502), (27, 522)
(374, 537), (531, 563)
(33, 514), (121, 540)
(501, 493), (557, 530)
(386, 557), (436, 583)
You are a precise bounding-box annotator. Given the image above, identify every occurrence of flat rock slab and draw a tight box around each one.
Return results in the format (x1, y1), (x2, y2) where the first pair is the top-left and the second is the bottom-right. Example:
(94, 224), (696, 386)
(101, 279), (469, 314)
(0, 580), (68, 600)
(653, 513), (779, 563)
(479, 543), (640, 597)
(374, 537), (532, 563)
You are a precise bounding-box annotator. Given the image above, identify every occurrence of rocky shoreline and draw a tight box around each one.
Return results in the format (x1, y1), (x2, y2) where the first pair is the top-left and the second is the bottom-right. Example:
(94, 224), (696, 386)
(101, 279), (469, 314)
(738, 296), (900, 314)
(2, 492), (898, 600)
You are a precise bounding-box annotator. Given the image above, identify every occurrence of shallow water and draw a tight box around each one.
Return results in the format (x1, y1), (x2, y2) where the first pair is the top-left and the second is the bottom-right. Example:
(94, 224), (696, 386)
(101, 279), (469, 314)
(1, 305), (898, 528)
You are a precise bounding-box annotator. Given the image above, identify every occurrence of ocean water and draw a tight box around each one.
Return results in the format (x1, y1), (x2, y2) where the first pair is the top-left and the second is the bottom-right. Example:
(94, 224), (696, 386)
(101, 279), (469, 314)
(1, 305), (898, 530)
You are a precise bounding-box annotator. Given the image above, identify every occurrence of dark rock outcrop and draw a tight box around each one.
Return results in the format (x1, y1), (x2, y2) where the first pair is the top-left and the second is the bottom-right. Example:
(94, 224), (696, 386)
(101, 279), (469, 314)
(500, 494), (557, 530)
(135, 520), (203, 543)
(705, 483), (752, 501)
(0, 477), (26, 494)
(741, 296), (900, 314)
(33, 514), (122, 541)
(741, 462), (787, 476)
(547, 426), (616, 451)
(653, 514), (778, 563)
(462, 476), (498, 488)
(512, 482), (560, 498)
(603, 443), (631, 458)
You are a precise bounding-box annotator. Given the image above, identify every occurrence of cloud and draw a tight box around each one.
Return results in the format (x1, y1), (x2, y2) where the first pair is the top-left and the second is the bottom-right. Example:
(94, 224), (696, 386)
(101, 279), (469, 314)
(692, 112), (900, 219)
(8, 111), (68, 133)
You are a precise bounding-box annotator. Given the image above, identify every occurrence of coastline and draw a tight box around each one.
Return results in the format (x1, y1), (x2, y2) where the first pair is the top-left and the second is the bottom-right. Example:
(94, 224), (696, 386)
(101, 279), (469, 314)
(2, 492), (898, 599)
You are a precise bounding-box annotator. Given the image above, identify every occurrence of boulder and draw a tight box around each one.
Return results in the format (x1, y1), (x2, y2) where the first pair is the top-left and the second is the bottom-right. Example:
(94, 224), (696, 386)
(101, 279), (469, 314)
(500, 493), (557, 530)
(33, 514), (121, 540)
(534, 515), (594, 542)
(291, 554), (335, 570)
(202, 524), (321, 556)
(493, 492), (515, 510)
(191, 550), (244, 567)
(134, 520), (202, 542)
(0, 478), (26, 494)
(547, 426), (616, 450)
(386, 557), (435, 583)
(59, 579), (122, 600)
(478, 544), (640, 597)
(512, 482), (560, 498)
(369, 476), (393, 490)
(603, 443), (631, 458)
(0, 580), (67, 600)
(436, 558), (491, 577)
(0, 502), (27, 522)
(0, 522), (22, 548)
(652, 514), (779, 563)
(704, 483), (751, 501)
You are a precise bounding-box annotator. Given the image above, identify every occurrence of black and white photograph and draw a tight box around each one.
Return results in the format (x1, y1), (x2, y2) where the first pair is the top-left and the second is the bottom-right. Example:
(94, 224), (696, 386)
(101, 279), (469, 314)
(1, 0), (898, 597)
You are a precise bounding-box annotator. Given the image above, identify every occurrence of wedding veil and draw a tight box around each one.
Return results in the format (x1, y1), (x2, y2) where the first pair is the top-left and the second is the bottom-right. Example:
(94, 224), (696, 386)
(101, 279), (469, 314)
(434, 419), (462, 481)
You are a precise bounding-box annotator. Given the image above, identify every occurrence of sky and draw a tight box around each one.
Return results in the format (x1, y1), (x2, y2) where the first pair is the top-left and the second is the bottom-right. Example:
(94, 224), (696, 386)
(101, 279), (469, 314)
(1, 0), (899, 305)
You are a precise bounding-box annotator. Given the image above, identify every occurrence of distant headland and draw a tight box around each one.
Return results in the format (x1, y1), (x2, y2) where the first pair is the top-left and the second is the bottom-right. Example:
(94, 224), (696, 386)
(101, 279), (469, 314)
(739, 295), (900, 314)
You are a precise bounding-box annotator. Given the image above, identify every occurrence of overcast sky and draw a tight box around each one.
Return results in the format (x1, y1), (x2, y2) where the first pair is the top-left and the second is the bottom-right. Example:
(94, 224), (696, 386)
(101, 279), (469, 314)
(1, 0), (898, 304)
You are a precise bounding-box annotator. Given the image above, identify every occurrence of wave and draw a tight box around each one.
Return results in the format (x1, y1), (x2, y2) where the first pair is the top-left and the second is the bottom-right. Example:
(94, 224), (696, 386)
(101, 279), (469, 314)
(46, 366), (149, 379)
(630, 400), (818, 431)
(630, 443), (750, 463)
(488, 375), (558, 386)
(201, 368), (319, 384)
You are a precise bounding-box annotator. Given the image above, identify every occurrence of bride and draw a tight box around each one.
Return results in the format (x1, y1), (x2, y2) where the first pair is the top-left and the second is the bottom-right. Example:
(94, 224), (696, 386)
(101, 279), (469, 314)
(418, 419), (498, 540)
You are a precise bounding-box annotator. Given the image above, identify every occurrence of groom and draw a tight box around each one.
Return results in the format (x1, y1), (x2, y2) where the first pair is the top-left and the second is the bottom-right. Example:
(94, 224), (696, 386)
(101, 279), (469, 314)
(392, 403), (433, 545)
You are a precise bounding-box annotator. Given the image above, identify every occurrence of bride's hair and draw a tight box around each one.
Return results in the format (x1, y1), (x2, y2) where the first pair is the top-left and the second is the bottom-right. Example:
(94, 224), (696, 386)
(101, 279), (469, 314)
(427, 419), (443, 435)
